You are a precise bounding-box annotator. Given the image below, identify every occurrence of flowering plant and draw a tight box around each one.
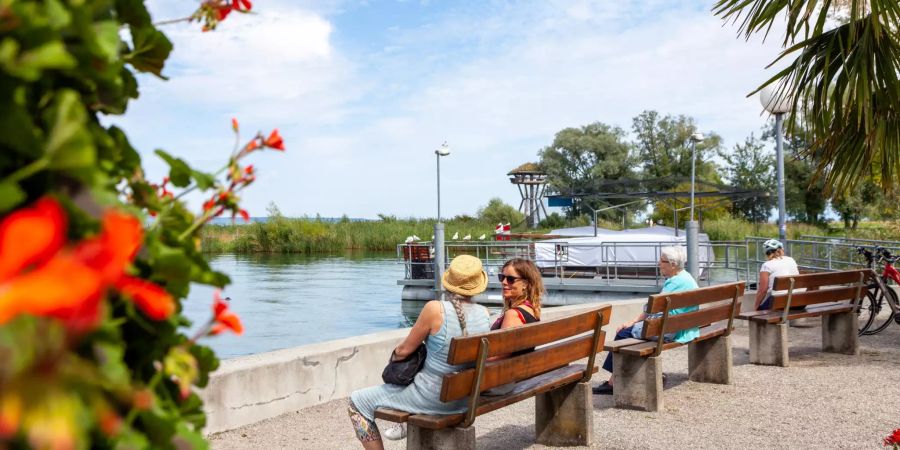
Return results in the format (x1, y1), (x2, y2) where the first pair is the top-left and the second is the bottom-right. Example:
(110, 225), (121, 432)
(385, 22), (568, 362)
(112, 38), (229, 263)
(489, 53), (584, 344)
(885, 429), (900, 449)
(0, 0), (279, 448)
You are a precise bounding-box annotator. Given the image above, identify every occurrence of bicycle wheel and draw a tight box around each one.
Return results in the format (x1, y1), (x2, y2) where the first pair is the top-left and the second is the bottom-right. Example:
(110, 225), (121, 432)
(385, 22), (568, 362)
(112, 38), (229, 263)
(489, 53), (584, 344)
(857, 288), (878, 335)
(864, 284), (898, 335)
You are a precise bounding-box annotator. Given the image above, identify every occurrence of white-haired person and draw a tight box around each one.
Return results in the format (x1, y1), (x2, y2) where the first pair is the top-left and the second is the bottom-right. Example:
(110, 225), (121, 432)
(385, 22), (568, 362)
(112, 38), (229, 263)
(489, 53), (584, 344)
(347, 255), (491, 449)
(754, 239), (800, 310)
(593, 246), (699, 395)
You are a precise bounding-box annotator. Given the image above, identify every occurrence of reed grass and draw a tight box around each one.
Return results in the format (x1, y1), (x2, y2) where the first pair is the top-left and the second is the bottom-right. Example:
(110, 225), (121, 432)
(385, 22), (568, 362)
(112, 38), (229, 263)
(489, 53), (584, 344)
(200, 216), (900, 254)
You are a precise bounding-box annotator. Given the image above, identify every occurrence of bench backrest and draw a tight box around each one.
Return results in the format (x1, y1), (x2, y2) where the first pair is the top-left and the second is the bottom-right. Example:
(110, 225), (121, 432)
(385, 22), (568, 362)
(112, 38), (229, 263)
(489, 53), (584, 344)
(640, 282), (745, 355)
(440, 305), (611, 408)
(770, 269), (871, 312)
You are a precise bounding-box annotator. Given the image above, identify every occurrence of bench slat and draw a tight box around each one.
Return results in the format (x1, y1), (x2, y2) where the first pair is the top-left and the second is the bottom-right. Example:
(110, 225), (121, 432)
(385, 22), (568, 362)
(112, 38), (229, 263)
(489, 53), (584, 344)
(646, 282), (745, 313)
(409, 364), (593, 430)
(446, 306), (611, 365)
(374, 408), (411, 423)
(749, 304), (854, 324)
(642, 303), (736, 339)
(771, 285), (864, 309)
(771, 269), (870, 291)
(618, 323), (727, 357)
(440, 331), (604, 402)
(603, 338), (645, 352)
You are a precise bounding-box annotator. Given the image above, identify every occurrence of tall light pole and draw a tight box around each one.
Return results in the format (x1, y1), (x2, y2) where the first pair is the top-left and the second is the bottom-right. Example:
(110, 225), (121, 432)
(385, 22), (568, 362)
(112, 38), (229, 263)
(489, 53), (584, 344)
(760, 85), (791, 243)
(686, 132), (704, 280)
(434, 142), (450, 298)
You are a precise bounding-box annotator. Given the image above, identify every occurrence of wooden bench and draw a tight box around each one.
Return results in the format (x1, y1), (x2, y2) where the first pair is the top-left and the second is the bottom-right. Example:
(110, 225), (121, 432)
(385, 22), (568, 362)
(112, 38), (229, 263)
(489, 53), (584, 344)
(738, 269), (870, 366)
(603, 282), (745, 412)
(375, 305), (612, 449)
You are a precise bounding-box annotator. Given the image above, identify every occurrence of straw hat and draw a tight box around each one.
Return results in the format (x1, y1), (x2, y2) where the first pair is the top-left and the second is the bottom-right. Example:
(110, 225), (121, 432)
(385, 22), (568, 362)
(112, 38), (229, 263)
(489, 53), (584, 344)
(442, 255), (488, 297)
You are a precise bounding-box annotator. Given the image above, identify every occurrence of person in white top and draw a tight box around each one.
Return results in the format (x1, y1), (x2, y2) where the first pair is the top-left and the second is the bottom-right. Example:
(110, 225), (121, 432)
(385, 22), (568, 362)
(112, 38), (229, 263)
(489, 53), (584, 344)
(754, 239), (800, 310)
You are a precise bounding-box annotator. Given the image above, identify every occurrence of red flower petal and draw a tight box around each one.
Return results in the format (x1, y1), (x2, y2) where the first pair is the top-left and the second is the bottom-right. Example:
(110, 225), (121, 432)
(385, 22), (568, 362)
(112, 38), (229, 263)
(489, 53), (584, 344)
(0, 197), (67, 281)
(213, 290), (228, 316)
(73, 210), (142, 285)
(231, 117), (239, 132)
(0, 255), (103, 326)
(240, 0), (252, 10)
(115, 276), (175, 320)
(264, 129), (284, 151)
(239, 209), (250, 222)
(217, 310), (243, 335)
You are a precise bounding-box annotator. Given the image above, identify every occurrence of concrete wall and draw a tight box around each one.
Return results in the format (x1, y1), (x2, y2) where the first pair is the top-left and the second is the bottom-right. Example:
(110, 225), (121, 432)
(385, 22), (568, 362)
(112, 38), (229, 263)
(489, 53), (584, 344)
(201, 299), (648, 434)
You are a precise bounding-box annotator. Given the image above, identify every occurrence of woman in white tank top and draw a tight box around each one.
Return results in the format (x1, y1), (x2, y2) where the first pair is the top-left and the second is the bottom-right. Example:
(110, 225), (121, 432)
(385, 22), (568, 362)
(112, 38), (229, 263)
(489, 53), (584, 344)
(755, 239), (800, 310)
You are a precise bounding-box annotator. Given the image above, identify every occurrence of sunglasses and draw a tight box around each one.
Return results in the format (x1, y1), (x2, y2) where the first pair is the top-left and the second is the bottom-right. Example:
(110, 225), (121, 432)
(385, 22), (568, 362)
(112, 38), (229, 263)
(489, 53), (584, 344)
(497, 274), (524, 284)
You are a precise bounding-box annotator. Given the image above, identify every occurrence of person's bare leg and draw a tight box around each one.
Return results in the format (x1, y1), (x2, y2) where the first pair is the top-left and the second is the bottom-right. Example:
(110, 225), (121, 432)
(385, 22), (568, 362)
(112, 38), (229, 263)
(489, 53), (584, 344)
(348, 402), (385, 450)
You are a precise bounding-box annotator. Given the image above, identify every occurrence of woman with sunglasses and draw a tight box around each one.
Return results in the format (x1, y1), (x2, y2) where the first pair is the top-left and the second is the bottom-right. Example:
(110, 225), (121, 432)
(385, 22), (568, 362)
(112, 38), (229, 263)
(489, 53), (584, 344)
(493, 258), (544, 333)
(754, 239), (799, 310)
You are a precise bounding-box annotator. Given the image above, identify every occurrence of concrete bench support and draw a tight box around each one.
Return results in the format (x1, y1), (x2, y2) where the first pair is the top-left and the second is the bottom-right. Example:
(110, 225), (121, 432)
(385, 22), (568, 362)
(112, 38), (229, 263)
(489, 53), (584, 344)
(407, 424), (474, 450)
(749, 321), (788, 366)
(822, 311), (859, 355)
(613, 353), (662, 412)
(688, 335), (733, 384)
(535, 381), (592, 446)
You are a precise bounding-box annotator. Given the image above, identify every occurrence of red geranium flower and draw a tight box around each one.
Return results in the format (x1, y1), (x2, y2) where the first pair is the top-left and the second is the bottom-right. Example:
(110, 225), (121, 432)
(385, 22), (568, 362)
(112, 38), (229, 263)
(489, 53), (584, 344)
(885, 429), (900, 446)
(264, 129), (284, 151)
(115, 276), (175, 321)
(210, 290), (243, 335)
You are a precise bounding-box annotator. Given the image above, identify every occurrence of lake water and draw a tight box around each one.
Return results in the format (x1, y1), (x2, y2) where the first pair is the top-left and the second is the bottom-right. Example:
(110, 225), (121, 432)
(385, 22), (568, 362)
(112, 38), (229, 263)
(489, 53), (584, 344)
(183, 253), (440, 359)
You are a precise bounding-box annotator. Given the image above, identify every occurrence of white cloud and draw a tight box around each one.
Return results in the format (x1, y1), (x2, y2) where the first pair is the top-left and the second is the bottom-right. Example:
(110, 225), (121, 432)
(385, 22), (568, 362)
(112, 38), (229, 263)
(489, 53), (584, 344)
(117, 1), (791, 220)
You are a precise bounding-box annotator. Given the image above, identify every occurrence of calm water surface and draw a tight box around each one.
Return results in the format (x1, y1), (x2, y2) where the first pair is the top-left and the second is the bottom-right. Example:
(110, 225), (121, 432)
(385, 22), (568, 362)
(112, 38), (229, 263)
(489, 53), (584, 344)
(183, 252), (424, 359)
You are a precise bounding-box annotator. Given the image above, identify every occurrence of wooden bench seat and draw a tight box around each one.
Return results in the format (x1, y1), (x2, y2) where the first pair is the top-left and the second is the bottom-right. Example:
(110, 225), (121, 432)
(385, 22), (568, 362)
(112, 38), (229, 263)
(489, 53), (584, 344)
(375, 305), (612, 449)
(741, 269), (870, 366)
(602, 282), (745, 412)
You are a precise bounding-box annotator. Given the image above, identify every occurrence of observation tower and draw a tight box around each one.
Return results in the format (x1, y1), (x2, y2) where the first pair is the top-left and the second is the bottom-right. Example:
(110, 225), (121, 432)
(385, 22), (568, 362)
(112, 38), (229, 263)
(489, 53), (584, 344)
(508, 162), (549, 229)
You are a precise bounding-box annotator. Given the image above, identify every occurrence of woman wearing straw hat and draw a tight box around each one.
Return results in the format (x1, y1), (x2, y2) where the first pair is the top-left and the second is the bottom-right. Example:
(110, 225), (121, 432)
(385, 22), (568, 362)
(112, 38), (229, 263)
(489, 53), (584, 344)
(347, 255), (491, 449)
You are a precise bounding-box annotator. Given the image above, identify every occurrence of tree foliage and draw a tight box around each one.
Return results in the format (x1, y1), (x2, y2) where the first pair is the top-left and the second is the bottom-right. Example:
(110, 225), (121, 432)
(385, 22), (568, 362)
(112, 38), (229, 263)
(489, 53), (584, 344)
(718, 134), (775, 223)
(631, 110), (723, 185)
(0, 1), (273, 448)
(714, 0), (900, 194)
(476, 198), (524, 226)
(537, 122), (633, 219)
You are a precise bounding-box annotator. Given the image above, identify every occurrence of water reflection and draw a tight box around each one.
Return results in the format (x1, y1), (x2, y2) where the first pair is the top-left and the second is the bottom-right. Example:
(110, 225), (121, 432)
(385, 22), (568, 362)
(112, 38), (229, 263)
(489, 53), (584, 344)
(184, 252), (410, 359)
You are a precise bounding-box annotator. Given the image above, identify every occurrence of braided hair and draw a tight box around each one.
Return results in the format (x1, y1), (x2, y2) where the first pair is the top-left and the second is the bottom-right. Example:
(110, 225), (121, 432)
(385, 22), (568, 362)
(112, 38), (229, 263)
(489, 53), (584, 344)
(446, 293), (469, 335)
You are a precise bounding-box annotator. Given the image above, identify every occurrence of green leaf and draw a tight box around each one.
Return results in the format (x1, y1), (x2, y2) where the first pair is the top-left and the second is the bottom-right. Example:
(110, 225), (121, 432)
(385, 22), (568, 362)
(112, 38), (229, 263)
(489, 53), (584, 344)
(112, 428), (150, 450)
(150, 243), (193, 280)
(44, 90), (95, 170)
(91, 21), (121, 62)
(191, 170), (216, 190)
(93, 341), (131, 388)
(43, 0), (72, 30)
(0, 181), (26, 213)
(172, 422), (208, 450)
(0, 103), (40, 156)
(154, 149), (192, 187)
(115, 0), (152, 27)
(127, 26), (172, 78)
(0, 39), (77, 80)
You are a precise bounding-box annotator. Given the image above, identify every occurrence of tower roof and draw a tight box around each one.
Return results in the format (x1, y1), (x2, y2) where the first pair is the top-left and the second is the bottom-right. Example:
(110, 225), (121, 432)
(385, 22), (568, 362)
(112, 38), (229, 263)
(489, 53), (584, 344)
(507, 162), (544, 176)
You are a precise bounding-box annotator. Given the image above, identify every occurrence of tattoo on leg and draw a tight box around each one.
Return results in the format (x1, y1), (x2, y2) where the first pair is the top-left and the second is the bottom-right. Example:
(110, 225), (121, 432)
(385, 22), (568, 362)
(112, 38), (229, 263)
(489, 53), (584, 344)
(348, 401), (381, 443)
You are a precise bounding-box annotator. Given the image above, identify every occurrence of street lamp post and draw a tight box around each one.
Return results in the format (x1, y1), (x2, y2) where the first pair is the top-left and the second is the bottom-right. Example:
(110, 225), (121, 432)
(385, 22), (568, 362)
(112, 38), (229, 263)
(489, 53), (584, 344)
(686, 132), (704, 279)
(434, 142), (450, 298)
(760, 85), (792, 243)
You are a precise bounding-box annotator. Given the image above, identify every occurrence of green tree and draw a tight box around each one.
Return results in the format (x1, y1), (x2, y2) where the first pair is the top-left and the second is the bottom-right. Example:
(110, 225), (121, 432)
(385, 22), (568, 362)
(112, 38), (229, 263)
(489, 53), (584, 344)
(761, 120), (828, 223)
(718, 134), (775, 222)
(832, 178), (885, 229)
(631, 110), (723, 184)
(714, 0), (900, 193)
(537, 122), (633, 219)
(476, 198), (524, 226)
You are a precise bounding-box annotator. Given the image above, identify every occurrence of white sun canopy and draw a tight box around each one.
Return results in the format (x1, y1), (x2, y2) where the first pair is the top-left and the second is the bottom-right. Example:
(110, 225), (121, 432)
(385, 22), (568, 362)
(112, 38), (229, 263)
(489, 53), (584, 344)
(535, 225), (712, 268)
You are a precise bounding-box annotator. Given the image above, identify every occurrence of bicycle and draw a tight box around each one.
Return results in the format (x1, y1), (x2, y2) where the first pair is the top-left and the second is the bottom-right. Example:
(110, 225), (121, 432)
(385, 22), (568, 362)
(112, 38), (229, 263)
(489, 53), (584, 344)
(856, 246), (900, 335)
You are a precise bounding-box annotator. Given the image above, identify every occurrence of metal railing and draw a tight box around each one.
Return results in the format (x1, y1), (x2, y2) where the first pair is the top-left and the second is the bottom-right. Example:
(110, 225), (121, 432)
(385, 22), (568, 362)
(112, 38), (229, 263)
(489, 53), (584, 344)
(745, 236), (900, 277)
(398, 239), (750, 288)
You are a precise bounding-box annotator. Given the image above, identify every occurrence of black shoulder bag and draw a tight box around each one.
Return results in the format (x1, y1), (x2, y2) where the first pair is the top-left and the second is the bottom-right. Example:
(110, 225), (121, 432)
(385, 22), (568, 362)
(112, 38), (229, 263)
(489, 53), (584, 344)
(382, 302), (469, 385)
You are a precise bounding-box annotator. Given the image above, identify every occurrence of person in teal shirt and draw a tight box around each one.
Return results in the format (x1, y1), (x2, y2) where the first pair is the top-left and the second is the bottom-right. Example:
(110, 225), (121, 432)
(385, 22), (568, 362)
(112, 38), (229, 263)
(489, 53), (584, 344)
(593, 246), (699, 395)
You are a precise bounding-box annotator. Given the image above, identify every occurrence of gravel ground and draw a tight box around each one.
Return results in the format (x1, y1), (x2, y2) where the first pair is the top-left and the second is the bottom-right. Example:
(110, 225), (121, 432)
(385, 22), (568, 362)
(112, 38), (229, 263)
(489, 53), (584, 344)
(209, 322), (900, 449)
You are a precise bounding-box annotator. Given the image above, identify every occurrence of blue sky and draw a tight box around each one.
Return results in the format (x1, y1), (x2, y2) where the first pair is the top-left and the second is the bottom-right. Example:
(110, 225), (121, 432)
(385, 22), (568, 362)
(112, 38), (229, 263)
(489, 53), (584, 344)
(111, 0), (786, 219)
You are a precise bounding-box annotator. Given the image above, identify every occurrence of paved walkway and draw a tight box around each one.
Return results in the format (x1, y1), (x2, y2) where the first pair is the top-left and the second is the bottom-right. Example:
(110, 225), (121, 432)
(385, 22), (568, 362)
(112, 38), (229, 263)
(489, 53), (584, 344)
(209, 322), (900, 449)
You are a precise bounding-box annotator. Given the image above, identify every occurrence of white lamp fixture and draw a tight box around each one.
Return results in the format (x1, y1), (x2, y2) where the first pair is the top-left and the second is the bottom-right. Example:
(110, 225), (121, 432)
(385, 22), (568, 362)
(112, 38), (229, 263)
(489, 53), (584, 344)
(759, 82), (792, 242)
